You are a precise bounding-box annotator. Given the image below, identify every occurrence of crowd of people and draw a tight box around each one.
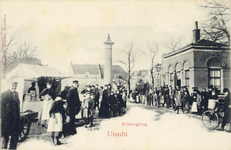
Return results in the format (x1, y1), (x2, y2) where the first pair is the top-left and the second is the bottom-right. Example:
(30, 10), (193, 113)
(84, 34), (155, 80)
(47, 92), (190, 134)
(1, 78), (230, 149)
(1, 79), (129, 148)
(131, 84), (230, 130)
(38, 81), (128, 146)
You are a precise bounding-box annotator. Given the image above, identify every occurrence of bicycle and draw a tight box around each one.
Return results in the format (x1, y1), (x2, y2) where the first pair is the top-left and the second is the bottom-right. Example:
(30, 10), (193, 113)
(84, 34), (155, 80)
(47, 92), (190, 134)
(202, 99), (224, 130)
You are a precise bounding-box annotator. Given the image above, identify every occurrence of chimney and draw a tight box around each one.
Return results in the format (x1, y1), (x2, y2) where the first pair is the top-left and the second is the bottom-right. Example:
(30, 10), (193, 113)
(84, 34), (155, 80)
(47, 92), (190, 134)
(193, 21), (200, 43)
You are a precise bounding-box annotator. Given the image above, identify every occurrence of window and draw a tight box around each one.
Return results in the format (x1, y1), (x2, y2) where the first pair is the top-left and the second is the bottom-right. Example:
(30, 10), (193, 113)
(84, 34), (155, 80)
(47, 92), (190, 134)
(170, 73), (173, 87)
(185, 70), (189, 87)
(209, 69), (221, 89)
(85, 72), (90, 77)
(176, 71), (181, 79)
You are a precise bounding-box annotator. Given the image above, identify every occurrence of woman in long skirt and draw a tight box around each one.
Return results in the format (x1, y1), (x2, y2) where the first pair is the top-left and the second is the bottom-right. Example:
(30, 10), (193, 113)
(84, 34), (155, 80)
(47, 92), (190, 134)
(38, 81), (56, 128)
(99, 85), (109, 118)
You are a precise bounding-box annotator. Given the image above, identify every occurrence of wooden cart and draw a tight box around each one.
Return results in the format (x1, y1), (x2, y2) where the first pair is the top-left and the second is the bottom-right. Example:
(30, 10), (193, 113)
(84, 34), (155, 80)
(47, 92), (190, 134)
(18, 110), (38, 141)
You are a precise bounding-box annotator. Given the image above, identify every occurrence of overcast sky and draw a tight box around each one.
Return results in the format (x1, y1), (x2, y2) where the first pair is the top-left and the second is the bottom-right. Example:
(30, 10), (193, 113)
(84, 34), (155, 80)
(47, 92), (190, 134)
(1, 0), (229, 73)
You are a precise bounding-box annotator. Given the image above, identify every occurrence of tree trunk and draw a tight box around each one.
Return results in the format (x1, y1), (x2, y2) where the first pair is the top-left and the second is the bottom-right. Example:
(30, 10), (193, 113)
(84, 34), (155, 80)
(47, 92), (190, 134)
(127, 79), (131, 98)
(151, 70), (154, 89)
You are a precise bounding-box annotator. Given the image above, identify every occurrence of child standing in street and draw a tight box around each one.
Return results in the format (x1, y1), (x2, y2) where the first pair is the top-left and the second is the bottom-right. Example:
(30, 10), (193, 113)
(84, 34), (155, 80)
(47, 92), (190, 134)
(82, 92), (95, 127)
(47, 96), (66, 145)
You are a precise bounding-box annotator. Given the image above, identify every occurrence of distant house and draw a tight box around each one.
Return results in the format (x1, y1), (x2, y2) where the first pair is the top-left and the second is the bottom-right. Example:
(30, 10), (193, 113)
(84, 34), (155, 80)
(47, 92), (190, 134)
(70, 64), (128, 86)
(131, 64), (163, 90)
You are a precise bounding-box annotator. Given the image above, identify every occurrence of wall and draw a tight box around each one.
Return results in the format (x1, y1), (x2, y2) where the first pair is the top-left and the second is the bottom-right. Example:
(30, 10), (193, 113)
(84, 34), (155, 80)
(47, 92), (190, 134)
(163, 47), (230, 93)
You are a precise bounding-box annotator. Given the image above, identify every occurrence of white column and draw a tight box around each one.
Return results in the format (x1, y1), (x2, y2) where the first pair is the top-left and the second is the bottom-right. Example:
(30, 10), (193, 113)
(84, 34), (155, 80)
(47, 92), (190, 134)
(221, 68), (224, 91)
(173, 70), (176, 89)
(104, 35), (114, 85)
(181, 69), (184, 86)
(165, 72), (169, 86)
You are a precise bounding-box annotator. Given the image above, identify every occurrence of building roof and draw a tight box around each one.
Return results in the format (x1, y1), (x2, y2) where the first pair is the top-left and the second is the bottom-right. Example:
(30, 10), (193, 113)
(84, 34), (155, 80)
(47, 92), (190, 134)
(71, 64), (128, 79)
(191, 39), (228, 47)
(131, 70), (149, 76)
(163, 39), (230, 58)
(72, 64), (99, 75)
(98, 65), (128, 79)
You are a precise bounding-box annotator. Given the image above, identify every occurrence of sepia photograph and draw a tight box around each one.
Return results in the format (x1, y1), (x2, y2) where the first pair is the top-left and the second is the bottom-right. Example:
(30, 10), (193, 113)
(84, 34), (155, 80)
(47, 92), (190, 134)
(0, 0), (230, 150)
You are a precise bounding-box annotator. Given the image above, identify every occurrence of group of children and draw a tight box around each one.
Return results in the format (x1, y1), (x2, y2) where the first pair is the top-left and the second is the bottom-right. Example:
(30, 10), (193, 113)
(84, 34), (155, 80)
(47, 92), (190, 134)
(40, 83), (127, 146)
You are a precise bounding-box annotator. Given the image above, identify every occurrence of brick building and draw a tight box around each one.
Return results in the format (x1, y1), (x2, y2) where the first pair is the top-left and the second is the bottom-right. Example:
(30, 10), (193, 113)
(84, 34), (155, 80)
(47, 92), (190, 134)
(162, 22), (230, 93)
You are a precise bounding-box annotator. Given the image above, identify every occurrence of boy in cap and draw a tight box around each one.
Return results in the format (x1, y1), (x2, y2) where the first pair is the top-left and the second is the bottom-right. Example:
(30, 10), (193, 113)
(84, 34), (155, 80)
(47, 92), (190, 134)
(82, 92), (95, 127)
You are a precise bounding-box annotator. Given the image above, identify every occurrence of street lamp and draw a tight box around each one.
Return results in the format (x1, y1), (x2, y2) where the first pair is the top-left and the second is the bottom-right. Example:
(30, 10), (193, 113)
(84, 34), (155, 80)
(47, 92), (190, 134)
(155, 64), (161, 88)
(156, 63), (161, 73)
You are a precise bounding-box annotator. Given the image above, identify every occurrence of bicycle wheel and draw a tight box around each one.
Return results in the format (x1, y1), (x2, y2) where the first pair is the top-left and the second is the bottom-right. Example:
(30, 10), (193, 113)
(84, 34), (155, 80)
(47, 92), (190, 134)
(202, 110), (219, 130)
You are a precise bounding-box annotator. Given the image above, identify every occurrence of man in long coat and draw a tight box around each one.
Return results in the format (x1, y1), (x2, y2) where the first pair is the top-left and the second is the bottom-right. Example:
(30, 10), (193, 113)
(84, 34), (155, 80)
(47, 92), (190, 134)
(99, 85), (109, 117)
(66, 80), (81, 135)
(1, 81), (20, 149)
(174, 87), (183, 114)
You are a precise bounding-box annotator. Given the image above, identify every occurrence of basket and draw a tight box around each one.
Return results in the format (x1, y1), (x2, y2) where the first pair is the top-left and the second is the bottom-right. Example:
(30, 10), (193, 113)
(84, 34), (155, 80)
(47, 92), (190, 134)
(208, 99), (217, 109)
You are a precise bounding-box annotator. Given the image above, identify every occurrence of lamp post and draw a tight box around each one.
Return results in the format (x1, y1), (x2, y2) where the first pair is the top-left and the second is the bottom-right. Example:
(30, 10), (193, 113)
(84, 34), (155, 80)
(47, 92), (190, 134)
(156, 64), (161, 88)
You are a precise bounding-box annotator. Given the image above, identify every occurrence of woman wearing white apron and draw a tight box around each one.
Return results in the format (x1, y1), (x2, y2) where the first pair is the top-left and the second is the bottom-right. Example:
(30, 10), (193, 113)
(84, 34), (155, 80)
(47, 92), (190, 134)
(38, 81), (56, 128)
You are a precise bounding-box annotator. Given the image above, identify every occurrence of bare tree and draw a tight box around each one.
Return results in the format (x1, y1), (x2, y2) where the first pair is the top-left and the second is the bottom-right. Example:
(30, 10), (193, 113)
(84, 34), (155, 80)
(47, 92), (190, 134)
(0, 25), (18, 73)
(165, 36), (184, 51)
(117, 42), (143, 97)
(200, 0), (230, 45)
(15, 41), (37, 58)
(147, 40), (158, 88)
(1, 25), (38, 75)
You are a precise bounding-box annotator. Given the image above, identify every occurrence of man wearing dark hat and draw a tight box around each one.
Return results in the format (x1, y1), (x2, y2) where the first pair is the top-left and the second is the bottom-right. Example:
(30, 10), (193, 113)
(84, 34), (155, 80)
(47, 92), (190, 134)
(201, 88), (209, 112)
(208, 85), (213, 99)
(28, 82), (37, 101)
(66, 80), (81, 135)
(39, 81), (56, 100)
(221, 88), (231, 131)
(1, 81), (20, 149)
(164, 85), (170, 108)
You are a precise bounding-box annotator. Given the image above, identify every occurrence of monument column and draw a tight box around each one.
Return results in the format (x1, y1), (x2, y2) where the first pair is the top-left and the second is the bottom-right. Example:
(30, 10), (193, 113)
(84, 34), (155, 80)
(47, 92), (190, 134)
(104, 34), (114, 84)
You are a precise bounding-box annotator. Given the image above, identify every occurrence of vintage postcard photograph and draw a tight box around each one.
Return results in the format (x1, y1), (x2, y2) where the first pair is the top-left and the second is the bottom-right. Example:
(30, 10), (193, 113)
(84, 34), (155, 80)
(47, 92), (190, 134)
(0, 0), (230, 150)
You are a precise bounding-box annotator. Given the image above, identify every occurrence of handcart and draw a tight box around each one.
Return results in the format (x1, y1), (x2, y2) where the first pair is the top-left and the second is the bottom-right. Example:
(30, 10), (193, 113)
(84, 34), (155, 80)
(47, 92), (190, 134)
(19, 110), (38, 141)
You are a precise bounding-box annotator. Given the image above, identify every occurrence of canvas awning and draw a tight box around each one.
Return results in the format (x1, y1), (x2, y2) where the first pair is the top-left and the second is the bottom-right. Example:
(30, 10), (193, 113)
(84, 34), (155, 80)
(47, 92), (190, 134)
(1, 64), (73, 112)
